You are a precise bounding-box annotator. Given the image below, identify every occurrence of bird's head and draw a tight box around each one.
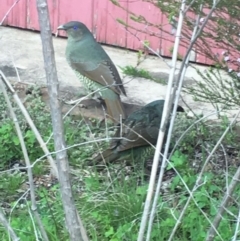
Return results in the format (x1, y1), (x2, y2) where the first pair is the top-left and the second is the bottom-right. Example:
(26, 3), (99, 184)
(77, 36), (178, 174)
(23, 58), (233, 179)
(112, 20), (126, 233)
(57, 21), (92, 41)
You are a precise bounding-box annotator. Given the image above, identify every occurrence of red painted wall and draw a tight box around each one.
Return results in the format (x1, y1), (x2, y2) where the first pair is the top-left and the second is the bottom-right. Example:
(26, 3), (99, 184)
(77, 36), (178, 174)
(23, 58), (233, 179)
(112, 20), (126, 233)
(0, 0), (238, 69)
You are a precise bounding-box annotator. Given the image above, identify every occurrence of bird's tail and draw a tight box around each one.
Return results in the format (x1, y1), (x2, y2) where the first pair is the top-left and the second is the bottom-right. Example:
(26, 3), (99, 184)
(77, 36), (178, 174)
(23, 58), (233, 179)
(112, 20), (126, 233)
(104, 97), (126, 123)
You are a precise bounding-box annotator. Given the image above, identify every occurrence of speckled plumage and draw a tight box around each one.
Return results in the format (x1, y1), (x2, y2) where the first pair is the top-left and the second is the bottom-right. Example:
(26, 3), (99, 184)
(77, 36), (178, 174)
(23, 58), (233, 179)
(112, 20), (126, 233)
(58, 21), (126, 122)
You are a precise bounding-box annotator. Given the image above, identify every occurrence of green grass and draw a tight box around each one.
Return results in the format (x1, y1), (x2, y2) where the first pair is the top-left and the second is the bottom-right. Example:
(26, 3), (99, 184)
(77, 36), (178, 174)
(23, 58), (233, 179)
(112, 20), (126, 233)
(1, 86), (240, 240)
(120, 65), (167, 85)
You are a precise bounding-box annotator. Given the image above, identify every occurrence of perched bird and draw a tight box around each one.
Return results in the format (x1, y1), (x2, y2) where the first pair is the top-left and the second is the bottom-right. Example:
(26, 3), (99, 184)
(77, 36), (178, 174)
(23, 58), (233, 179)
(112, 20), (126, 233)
(93, 99), (184, 165)
(57, 21), (126, 122)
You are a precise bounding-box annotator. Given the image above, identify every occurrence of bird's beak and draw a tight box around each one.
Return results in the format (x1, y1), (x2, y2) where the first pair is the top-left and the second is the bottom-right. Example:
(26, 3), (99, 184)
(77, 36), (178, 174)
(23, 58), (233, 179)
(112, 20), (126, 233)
(57, 25), (66, 30)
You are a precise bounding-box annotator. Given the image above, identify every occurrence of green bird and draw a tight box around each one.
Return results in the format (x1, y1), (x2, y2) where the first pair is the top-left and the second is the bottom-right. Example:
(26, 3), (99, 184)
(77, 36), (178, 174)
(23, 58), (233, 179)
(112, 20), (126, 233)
(58, 21), (126, 122)
(94, 99), (184, 165)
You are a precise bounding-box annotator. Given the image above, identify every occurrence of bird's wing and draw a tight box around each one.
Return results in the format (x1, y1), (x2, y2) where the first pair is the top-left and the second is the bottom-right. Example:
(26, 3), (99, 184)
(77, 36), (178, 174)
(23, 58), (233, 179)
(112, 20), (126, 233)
(70, 60), (126, 95)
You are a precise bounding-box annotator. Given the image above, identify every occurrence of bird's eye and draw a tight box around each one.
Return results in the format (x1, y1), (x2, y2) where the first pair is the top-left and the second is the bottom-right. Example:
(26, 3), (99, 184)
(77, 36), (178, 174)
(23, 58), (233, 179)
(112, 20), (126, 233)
(73, 26), (78, 30)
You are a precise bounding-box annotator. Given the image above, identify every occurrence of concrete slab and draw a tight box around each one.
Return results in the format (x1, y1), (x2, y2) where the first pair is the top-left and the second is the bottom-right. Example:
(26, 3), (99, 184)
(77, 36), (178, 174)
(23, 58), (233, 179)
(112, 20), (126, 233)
(0, 26), (238, 120)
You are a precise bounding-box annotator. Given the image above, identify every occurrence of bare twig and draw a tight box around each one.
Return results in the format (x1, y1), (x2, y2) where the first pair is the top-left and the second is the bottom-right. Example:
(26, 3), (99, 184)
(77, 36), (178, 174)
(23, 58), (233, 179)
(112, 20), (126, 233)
(0, 137), (137, 175)
(27, 201), (41, 241)
(206, 126), (240, 240)
(232, 208), (240, 241)
(0, 0), (21, 25)
(171, 109), (240, 241)
(0, 78), (49, 241)
(0, 207), (19, 241)
(36, 0), (88, 240)
(0, 70), (58, 178)
(146, 4), (204, 240)
(137, 1), (186, 240)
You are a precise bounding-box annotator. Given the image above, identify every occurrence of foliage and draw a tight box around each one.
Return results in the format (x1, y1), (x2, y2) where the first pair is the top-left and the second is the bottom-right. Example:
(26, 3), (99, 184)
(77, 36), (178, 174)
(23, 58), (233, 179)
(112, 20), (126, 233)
(0, 185), (69, 241)
(112, 0), (240, 73)
(121, 65), (153, 79)
(184, 66), (240, 108)
(73, 146), (240, 241)
(1, 85), (240, 240)
(120, 65), (167, 85)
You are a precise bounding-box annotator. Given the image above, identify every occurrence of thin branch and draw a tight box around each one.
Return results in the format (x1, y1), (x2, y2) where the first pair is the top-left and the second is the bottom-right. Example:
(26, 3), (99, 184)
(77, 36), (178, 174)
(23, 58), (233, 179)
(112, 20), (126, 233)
(137, 1), (186, 240)
(27, 201), (41, 241)
(0, 78), (49, 241)
(0, 0), (21, 25)
(170, 109), (240, 241)
(36, 0), (88, 240)
(231, 208), (240, 241)
(206, 126), (240, 240)
(0, 207), (19, 241)
(0, 70), (58, 178)
(0, 136), (139, 175)
(147, 4), (204, 239)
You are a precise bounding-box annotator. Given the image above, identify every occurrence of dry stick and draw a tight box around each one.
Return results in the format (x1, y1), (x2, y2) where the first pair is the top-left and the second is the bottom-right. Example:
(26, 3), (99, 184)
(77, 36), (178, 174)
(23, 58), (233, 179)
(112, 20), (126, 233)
(26, 202), (40, 241)
(36, 1), (88, 240)
(172, 111), (240, 241)
(137, 1), (186, 240)
(206, 142), (240, 239)
(109, 12), (173, 69)
(169, 110), (221, 158)
(220, 143), (229, 192)
(169, 1), (223, 239)
(0, 207), (19, 241)
(0, 0), (21, 25)
(0, 71), (58, 178)
(146, 4), (203, 240)
(146, 0), (220, 238)
(0, 137), (135, 176)
(0, 79), (50, 241)
(232, 208), (240, 241)
(184, 0), (198, 13)
(0, 137), (133, 174)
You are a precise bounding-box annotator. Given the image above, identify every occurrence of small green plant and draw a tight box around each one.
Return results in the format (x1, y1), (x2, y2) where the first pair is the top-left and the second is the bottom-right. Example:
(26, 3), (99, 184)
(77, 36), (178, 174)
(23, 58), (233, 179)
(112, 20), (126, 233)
(0, 186), (69, 241)
(1, 83), (240, 240)
(184, 66), (240, 108)
(76, 173), (150, 241)
(120, 65), (167, 84)
(0, 122), (22, 165)
(121, 65), (153, 79)
(0, 173), (26, 198)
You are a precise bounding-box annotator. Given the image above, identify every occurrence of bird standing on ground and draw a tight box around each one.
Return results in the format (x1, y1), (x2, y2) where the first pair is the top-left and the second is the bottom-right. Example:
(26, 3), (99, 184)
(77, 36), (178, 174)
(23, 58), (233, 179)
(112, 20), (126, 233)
(57, 21), (126, 122)
(93, 99), (184, 165)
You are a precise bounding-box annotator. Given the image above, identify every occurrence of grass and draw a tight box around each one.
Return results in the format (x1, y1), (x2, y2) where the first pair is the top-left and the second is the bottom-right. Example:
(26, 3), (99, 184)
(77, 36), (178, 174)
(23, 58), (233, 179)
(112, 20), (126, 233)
(1, 85), (240, 240)
(120, 65), (167, 85)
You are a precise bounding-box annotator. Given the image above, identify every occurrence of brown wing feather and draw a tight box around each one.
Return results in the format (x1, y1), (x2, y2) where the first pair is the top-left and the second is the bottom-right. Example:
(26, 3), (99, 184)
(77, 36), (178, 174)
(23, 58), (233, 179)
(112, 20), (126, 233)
(70, 60), (126, 96)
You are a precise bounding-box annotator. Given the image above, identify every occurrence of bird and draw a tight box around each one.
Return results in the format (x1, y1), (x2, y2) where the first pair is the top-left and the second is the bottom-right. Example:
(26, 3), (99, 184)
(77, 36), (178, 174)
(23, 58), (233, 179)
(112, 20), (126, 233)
(57, 21), (126, 122)
(93, 99), (184, 166)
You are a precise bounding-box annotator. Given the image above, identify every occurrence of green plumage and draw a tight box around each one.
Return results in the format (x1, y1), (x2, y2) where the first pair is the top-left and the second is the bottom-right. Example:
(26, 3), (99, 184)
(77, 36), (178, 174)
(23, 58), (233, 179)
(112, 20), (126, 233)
(58, 21), (126, 122)
(94, 100), (184, 165)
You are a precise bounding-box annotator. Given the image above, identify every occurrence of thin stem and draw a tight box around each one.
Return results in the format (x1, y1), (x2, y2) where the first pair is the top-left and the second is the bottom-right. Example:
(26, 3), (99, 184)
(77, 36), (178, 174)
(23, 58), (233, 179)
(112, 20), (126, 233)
(0, 70), (58, 178)
(0, 78), (49, 241)
(137, 1), (186, 240)
(0, 207), (19, 241)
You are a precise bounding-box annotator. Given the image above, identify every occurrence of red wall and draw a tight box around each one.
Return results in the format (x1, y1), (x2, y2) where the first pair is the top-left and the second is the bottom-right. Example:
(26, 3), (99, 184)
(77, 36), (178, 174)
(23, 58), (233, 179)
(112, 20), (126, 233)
(0, 0), (238, 68)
